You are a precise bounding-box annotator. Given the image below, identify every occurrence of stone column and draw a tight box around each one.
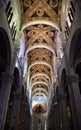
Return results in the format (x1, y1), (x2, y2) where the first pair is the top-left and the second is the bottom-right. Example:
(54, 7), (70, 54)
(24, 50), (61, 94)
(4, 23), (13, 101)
(58, 93), (70, 130)
(53, 102), (60, 130)
(47, 98), (60, 130)
(0, 73), (13, 130)
(66, 74), (81, 130)
(9, 87), (21, 130)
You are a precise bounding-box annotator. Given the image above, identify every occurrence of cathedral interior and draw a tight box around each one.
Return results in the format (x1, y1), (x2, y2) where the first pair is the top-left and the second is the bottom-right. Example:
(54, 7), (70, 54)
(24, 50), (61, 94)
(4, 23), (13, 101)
(0, 0), (81, 130)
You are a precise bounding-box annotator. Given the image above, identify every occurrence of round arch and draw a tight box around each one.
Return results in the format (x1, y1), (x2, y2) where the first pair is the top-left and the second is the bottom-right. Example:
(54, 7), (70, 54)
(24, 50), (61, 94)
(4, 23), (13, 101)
(61, 68), (66, 91)
(4, 67), (20, 129)
(0, 27), (11, 72)
(21, 19), (60, 31)
(69, 28), (81, 96)
(0, 27), (11, 87)
(60, 68), (74, 129)
(69, 28), (81, 68)
(13, 67), (20, 88)
(10, 67), (20, 99)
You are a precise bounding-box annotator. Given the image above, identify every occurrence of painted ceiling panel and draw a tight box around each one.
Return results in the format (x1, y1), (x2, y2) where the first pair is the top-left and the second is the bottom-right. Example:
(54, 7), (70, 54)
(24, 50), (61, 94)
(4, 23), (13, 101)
(20, 0), (62, 114)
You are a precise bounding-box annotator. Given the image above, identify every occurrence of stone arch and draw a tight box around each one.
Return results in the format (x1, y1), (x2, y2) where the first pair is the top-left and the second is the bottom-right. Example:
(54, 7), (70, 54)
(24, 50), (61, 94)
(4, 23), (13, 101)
(60, 68), (74, 130)
(0, 27), (11, 86)
(56, 86), (59, 96)
(69, 28), (81, 68)
(61, 69), (69, 106)
(69, 28), (81, 95)
(76, 63), (81, 95)
(10, 67), (20, 104)
(61, 68), (66, 91)
(12, 67), (20, 90)
(4, 67), (20, 130)
(0, 27), (11, 70)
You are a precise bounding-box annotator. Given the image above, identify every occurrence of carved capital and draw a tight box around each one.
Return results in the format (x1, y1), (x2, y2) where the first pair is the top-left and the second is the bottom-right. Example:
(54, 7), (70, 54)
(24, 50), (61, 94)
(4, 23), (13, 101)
(66, 75), (78, 84)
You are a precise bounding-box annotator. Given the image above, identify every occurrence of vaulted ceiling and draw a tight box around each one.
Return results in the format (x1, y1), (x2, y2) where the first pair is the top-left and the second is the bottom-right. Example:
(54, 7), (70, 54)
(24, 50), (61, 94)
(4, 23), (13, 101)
(21, 0), (61, 26)
(19, 0), (62, 114)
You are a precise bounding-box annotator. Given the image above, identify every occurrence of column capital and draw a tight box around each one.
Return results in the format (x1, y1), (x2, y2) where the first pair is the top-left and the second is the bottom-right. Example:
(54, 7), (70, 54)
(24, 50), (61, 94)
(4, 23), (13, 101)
(66, 74), (78, 84)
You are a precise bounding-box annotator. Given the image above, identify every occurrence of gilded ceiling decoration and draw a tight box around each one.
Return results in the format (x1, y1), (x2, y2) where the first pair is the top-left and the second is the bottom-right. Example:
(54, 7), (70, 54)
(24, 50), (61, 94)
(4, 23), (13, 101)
(27, 48), (53, 67)
(29, 64), (51, 78)
(31, 75), (50, 86)
(32, 89), (48, 96)
(21, 0), (62, 113)
(32, 82), (49, 93)
(25, 25), (55, 114)
(21, 0), (61, 25)
(24, 24), (57, 52)
(32, 84), (49, 92)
